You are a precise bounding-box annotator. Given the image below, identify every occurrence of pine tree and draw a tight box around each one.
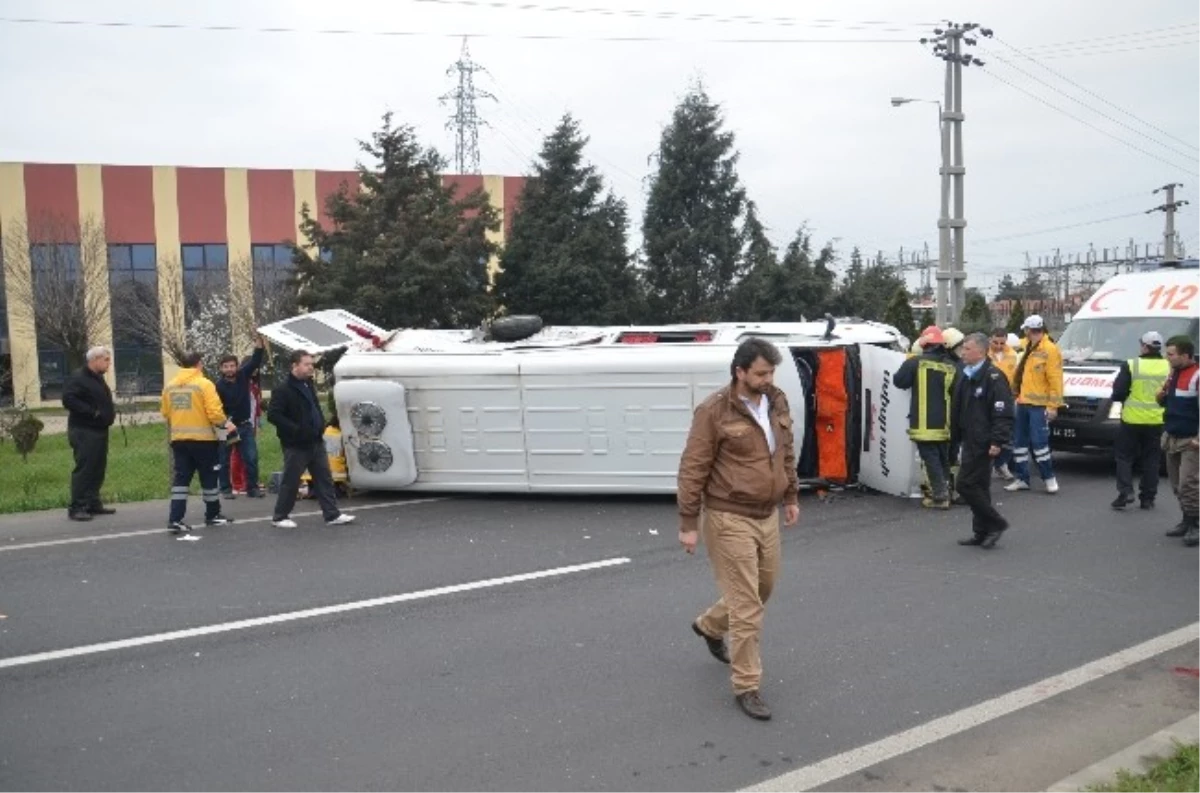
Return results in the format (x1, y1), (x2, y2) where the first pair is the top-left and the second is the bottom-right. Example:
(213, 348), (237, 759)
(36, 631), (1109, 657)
(995, 273), (1021, 301)
(883, 286), (919, 341)
(292, 113), (498, 330)
(642, 85), (747, 322)
(495, 114), (640, 324)
(1006, 298), (1026, 334)
(958, 289), (993, 333)
(919, 307), (936, 329)
(754, 226), (837, 321)
(724, 201), (776, 320)
(833, 249), (904, 320)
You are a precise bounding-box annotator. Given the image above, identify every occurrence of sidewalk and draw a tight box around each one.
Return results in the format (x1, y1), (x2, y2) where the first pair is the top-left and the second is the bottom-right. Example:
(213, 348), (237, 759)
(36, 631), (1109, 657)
(1047, 712), (1199, 791)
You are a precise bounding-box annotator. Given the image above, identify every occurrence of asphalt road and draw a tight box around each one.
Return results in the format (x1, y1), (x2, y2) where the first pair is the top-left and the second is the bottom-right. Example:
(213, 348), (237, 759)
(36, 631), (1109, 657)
(0, 454), (1196, 791)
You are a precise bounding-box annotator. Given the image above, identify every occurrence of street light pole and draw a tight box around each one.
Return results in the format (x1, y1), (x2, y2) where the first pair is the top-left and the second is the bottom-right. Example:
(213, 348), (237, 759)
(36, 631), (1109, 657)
(891, 96), (951, 326)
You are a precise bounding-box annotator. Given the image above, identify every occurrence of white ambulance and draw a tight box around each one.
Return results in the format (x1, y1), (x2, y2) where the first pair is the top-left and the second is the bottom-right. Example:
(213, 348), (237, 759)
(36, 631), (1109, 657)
(258, 311), (922, 499)
(1052, 266), (1199, 452)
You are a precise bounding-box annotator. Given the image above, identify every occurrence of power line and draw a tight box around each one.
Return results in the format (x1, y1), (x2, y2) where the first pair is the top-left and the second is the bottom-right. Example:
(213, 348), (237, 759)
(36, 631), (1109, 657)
(1031, 37), (1199, 59)
(981, 52), (1197, 162)
(1016, 23), (1198, 53)
(0, 16), (914, 44)
(980, 69), (1200, 177)
(972, 211), (1147, 245)
(408, 0), (935, 30)
(993, 35), (1199, 154)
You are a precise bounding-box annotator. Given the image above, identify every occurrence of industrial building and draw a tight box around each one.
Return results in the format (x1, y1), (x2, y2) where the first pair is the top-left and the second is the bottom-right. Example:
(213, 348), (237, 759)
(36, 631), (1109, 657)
(0, 162), (525, 405)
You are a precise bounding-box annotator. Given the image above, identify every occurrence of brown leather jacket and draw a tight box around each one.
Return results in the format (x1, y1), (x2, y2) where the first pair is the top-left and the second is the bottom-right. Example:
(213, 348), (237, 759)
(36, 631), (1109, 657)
(677, 384), (799, 532)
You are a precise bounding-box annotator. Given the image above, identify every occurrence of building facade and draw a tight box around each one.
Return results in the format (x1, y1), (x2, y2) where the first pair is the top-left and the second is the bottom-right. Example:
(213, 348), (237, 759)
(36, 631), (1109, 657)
(0, 162), (524, 405)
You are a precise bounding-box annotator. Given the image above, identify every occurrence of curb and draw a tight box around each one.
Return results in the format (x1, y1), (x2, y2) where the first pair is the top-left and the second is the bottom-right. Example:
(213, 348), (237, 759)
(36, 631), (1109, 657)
(1046, 712), (1198, 791)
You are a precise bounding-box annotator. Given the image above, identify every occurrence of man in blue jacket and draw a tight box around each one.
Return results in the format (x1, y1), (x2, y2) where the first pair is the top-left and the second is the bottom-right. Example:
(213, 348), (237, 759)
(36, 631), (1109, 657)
(216, 334), (265, 498)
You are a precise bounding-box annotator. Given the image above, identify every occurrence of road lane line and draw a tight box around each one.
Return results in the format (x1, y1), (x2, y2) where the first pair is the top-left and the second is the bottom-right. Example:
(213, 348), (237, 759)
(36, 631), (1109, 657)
(0, 498), (448, 553)
(0, 557), (632, 670)
(744, 621), (1200, 792)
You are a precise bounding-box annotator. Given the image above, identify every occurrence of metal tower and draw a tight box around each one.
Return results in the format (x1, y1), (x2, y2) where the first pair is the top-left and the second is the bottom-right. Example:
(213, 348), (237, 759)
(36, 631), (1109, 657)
(439, 38), (495, 175)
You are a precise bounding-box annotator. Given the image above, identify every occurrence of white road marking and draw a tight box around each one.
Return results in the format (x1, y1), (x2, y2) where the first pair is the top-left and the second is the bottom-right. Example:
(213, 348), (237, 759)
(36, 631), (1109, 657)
(744, 621), (1200, 792)
(0, 557), (631, 670)
(0, 498), (448, 553)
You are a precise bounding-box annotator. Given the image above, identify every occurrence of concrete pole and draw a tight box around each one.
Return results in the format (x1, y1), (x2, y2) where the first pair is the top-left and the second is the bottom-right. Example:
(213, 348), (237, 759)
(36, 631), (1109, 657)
(950, 32), (967, 324)
(936, 46), (954, 326)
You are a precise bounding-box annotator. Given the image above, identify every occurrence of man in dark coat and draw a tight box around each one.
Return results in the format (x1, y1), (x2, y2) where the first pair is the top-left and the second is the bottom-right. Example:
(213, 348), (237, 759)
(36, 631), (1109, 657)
(951, 333), (1014, 548)
(61, 346), (117, 521)
(267, 349), (355, 529)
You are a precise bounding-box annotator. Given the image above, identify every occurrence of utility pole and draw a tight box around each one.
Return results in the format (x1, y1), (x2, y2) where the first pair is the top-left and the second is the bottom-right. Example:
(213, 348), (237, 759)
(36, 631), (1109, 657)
(439, 37), (495, 175)
(921, 22), (992, 325)
(1147, 183), (1188, 265)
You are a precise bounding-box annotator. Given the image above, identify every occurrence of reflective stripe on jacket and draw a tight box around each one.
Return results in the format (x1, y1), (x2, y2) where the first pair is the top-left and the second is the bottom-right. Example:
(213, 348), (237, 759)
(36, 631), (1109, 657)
(161, 368), (227, 442)
(1016, 338), (1064, 407)
(1121, 357), (1169, 425)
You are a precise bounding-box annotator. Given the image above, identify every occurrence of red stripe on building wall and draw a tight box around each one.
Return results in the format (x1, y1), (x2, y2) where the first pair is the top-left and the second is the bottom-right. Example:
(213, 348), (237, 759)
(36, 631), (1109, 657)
(176, 167), (227, 243)
(101, 165), (155, 242)
(315, 170), (360, 230)
(248, 169), (296, 244)
(23, 163), (80, 241)
(503, 176), (527, 238)
(441, 175), (486, 222)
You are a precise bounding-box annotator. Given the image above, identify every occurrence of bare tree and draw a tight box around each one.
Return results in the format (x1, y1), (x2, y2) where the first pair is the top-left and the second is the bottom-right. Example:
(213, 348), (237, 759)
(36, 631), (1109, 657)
(2, 214), (111, 372)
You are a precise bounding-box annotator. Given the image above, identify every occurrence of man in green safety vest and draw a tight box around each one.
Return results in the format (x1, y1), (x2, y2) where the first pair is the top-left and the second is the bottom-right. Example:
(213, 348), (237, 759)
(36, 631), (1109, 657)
(1110, 331), (1169, 510)
(894, 326), (961, 509)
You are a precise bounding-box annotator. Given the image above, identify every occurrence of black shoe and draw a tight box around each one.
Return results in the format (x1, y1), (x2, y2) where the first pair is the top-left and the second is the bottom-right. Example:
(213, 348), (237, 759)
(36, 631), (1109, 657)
(1111, 495), (1133, 510)
(1139, 499), (1155, 510)
(168, 521), (192, 534)
(1166, 522), (1188, 538)
(736, 690), (772, 721)
(1185, 528), (1199, 547)
(958, 534), (985, 546)
(692, 622), (730, 664)
(205, 515), (234, 526)
(247, 490), (266, 499)
(68, 511), (93, 522)
(221, 492), (237, 500)
(980, 528), (1007, 549)
(87, 506), (116, 515)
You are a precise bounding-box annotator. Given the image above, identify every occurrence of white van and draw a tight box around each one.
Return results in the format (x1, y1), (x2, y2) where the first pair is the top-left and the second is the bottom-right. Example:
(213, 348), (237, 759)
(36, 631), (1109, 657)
(258, 311), (921, 498)
(1052, 267), (1199, 452)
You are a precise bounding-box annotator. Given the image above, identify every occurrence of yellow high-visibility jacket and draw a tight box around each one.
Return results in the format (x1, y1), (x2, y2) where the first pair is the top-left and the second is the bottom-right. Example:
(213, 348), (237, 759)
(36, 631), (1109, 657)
(161, 367), (227, 442)
(1015, 338), (1064, 408)
(990, 346), (1019, 388)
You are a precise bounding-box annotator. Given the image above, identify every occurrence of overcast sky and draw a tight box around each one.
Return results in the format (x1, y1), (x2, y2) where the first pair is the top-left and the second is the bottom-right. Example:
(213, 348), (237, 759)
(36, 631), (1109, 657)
(1, 0), (1197, 295)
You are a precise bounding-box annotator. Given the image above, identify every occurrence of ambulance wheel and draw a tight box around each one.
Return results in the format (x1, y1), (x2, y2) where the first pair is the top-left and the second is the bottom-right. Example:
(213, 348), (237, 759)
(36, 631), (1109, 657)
(490, 315), (544, 342)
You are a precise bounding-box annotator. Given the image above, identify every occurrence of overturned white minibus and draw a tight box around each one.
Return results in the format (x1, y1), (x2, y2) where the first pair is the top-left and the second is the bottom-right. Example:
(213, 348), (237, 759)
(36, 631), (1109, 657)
(258, 311), (921, 499)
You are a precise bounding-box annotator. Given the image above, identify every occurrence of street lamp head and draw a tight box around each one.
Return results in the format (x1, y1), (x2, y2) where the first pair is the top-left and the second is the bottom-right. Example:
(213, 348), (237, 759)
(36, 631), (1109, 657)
(890, 97), (911, 106)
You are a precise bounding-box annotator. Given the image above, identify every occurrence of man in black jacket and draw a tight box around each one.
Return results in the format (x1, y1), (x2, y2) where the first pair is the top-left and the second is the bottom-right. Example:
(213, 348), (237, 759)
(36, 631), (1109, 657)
(267, 349), (355, 529)
(61, 346), (117, 521)
(951, 333), (1014, 548)
(216, 334), (265, 499)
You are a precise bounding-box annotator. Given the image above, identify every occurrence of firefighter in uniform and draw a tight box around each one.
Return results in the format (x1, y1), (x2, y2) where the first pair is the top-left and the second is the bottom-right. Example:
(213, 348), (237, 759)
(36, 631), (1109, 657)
(1110, 331), (1169, 510)
(894, 326), (960, 509)
(161, 352), (237, 533)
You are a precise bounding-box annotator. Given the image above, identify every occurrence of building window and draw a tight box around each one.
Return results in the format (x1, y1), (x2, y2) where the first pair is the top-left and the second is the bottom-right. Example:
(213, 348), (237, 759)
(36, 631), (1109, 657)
(181, 243), (229, 326)
(108, 244), (162, 396)
(29, 243), (82, 401)
(251, 243), (294, 268)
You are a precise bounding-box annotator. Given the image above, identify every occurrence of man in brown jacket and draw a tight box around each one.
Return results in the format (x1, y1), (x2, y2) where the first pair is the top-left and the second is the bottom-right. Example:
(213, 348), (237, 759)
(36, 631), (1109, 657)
(678, 338), (800, 721)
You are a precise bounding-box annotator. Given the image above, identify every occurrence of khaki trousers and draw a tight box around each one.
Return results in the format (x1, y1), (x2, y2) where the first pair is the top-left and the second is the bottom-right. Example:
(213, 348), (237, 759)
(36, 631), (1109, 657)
(695, 508), (781, 695)
(1163, 435), (1199, 517)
